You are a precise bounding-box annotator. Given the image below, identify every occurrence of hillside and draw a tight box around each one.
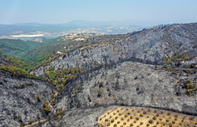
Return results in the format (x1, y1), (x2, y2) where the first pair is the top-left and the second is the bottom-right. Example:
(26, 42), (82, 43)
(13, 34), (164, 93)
(23, 33), (98, 65)
(0, 39), (39, 57)
(32, 23), (197, 76)
(1, 23), (197, 127)
(0, 70), (56, 126)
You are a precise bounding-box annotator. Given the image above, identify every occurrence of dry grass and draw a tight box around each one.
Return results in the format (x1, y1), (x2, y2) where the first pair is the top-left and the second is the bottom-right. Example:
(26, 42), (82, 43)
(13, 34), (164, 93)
(97, 107), (197, 127)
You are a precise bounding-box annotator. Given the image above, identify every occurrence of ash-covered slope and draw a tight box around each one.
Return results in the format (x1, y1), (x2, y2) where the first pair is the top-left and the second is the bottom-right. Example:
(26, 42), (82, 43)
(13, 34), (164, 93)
(42, 61), (197, 127)
(0, 71), (56, 126)
(33, 23), (197, 77)
(56, 61), (197, 113)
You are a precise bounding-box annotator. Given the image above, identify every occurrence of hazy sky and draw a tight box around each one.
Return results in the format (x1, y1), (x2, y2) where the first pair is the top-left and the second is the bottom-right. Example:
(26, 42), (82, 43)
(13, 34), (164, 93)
(0, 0), (197, 24)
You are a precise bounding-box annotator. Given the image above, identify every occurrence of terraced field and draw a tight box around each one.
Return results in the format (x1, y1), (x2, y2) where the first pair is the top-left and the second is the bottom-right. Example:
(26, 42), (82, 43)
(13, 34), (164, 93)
(97, 107), (197, 127)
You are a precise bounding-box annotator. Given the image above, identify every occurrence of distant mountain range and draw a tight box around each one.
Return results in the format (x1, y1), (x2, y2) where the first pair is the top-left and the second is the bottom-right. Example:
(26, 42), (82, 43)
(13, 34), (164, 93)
(0, 20), (150, 38)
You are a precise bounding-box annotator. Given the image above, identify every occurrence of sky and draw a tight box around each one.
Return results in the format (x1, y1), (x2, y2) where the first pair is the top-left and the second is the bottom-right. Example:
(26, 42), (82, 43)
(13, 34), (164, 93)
(0, 0), (197, 24)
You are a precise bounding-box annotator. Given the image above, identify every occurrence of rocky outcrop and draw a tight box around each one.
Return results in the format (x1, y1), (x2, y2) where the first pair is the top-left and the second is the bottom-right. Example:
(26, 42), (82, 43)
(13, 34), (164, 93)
(0, 71), (56, 126)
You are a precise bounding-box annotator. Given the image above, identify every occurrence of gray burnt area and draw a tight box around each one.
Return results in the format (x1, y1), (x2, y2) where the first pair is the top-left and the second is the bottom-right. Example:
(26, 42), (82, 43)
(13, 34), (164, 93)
(1, 23), (197, 127)
(0, 71), (56, 126)
(33, 23), (197, 77)
(45, 61), (197, 126)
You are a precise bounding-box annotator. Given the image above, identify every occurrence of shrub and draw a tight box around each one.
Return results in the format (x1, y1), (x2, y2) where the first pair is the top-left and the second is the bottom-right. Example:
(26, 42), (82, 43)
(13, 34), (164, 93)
(51, 93), (54, 98)
(166, 119), (169, 122)
(18, 115), (21, 120)
(51, 99), (55, 104)
(140, 122), (143, 125)
(43, 102), (51, 114)
(28, 121), (32, 125)
(130, 123), (133, 126)
(172, 120), (175, 124)
(105, 118), (108, 121)
(3, 76), (6, 81)
(20, 123), (25, 127)
(156, 121), (159, 124)
(99, 81), (103, 87)
(95, 100), (99, 106)
(153, 116), (156, 120)
(167, 59), (172, 64)
(124, 114), (128, 117)
(140, 113), (144, 117)
(136, 117), (139, 120)
(130, 116), (133, 119)
(111, 119), (114, 123)
(98, 90), (102, 97)
(60, 109), (65, 114)
(186, 84), (195, 89)
(14, 84), (25, 89)
(119, 113), (122, 116)
(121, 117), (124, 120)
(58, 115), (62, 120)
(149, 119), (153, 124)
(26, 83), (32, 86)
(107, 122), (110, 126)
(134, 120), (136, 123)
(163, 64), (168, 68)
(115, 116), (118, 119)
(147, 123), (150, 126)
(37, 95), (41, 101)
(123, 122), (126, 125)
(183, 69), (191, 74)
(113, 124), (117, 127)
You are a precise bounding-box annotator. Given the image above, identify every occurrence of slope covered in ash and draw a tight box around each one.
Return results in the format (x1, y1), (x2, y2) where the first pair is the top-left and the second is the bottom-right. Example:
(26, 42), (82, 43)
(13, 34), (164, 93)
(0, 71), (56, 126)
(41, 61), (197, 127)
(32, 23), (197, 77)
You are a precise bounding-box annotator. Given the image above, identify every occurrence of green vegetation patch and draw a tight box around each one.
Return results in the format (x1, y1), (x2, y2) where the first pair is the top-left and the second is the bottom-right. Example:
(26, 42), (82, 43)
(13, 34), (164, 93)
(183, 80), (197, 95)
